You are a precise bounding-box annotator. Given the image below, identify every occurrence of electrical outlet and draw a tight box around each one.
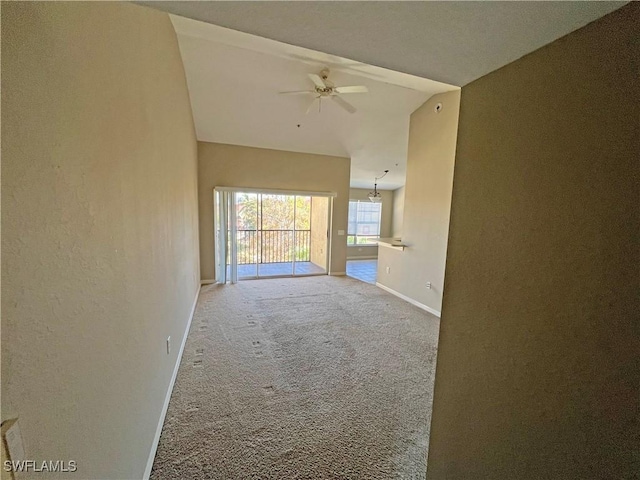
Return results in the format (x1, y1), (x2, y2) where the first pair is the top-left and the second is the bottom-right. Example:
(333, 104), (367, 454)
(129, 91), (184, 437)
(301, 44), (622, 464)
(166, 336), (171, 355)
(426, 282), (432, 289)
(386, 266), (391, 274)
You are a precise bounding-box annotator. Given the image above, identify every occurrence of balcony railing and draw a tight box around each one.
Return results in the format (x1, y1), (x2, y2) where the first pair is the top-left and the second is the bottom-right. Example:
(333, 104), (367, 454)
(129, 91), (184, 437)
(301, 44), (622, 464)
(235, 229), (311, 265)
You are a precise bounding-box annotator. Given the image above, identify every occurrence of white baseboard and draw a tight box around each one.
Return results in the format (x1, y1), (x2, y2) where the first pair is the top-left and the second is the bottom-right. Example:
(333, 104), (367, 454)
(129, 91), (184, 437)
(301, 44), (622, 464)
(329, 271), (347, 276)
(144, 287), (200, 479)
(200, 279), (216, 285)
(346, 256), (378, 260)
(375, 282), (441, 318)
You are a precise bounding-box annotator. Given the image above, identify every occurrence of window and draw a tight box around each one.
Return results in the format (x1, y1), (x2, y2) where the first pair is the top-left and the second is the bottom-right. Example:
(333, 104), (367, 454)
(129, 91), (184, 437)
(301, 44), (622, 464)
(347, 200), (382, 245)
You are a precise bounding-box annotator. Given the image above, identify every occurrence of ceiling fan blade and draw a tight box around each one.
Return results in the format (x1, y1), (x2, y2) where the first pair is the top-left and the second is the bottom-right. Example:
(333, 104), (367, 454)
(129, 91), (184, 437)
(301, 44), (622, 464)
(308, 73), (326, 88)
(279, 90), (315, 95)
(332, 95), (356, 114)
(334, 85), (369, 94)
(305, 97), (319, 115)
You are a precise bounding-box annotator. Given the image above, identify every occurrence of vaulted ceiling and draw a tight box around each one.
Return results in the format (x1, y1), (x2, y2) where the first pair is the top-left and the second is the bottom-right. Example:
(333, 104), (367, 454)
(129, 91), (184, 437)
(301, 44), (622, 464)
(170, 15), (456, 189)
(138, 1), (627, 189)
(141, 1), (626, 86)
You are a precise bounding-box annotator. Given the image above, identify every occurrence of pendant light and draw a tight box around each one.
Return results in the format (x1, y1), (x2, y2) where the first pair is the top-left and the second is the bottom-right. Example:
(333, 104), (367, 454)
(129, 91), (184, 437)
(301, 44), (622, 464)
(368, 170), (389, 202)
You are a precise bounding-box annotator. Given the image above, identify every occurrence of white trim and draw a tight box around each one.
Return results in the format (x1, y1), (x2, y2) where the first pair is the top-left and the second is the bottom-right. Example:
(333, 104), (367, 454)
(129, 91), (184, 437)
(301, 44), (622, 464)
(347, 255), (378, 260)
(144, 288), (200, 479)
(214, 186), (337, 197)
(375, 282), (441, 318)
(330, 271), (347, 276)
(200, 279), (216, 285)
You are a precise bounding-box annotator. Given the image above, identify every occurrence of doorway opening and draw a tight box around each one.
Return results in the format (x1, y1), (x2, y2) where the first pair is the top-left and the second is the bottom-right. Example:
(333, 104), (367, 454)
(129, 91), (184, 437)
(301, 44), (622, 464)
(214, 188), (332, 283)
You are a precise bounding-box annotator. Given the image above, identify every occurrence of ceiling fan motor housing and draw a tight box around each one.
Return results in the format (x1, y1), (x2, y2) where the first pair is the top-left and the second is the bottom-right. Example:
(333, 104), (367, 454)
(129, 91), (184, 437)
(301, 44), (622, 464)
(316, 69), (335, 95)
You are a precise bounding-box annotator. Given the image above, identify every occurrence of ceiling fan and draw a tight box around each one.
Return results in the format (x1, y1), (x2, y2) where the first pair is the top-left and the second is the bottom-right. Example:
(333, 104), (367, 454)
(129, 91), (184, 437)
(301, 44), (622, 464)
(279, 68), (368, 114)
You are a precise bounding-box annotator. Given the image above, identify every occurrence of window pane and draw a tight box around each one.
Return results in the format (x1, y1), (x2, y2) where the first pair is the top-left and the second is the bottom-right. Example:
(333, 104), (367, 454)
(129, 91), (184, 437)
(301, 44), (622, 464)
(294, 196), (311, 230)
(347, 200), (382, 243)
(236, 193), (258, 230)
(357, 236), (377, 245)
(261, 194), (294, 230)
(348, 201), (358, 235)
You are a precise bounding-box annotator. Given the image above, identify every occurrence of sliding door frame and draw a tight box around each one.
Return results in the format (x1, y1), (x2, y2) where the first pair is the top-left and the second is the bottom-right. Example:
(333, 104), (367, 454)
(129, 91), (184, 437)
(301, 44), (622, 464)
(213, 187), (336, 283)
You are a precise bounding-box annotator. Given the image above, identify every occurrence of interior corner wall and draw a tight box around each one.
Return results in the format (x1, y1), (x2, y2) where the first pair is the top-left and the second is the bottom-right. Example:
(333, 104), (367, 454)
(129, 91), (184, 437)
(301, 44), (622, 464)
(376, 90), (461, 314)
(391, 186), (405, 238)
(1, 3), (200, 479)
(427, 4), (639, 478)
(197, 142), (351, 279)
(347, 188), (394, 259)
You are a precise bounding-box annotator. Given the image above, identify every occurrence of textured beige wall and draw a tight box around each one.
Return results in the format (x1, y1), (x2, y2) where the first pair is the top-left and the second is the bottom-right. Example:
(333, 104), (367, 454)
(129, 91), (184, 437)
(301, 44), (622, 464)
(347, 188), (394, 259)
(376, 91), (461, 314)
(1, 3), (200, 479)
(310, 197), (329, 268)
(392, 186), (405, 238)
(198, 142), (350, 279)
(428, 4), (639, 478)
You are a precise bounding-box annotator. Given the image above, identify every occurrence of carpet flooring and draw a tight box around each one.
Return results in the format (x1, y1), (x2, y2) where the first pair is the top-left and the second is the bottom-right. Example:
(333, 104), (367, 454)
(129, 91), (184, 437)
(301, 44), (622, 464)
(151, 275), (440, 479)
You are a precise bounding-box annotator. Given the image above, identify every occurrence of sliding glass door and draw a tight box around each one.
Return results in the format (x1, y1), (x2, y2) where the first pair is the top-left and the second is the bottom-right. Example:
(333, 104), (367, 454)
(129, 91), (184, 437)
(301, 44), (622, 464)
(235, 192), (259, 278)
(214, 188), (331, 283)
(257, 194), (294, 277)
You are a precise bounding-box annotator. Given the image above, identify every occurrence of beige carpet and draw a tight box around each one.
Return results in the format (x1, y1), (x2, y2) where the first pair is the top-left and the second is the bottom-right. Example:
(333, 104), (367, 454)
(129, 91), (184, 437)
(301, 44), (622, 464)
(151, 275), (440, 479)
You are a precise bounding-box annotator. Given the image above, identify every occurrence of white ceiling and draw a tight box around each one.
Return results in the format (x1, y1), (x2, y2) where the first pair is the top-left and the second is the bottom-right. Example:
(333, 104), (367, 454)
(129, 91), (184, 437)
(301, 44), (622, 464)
(142, 1), (627, 86)
(171, 15), (457, 190)
(141, 1), (627, 190)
